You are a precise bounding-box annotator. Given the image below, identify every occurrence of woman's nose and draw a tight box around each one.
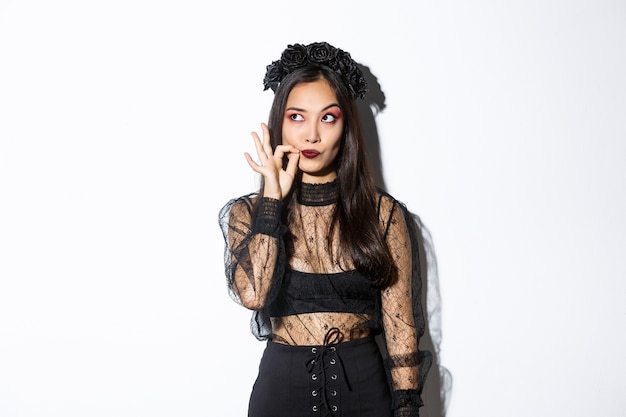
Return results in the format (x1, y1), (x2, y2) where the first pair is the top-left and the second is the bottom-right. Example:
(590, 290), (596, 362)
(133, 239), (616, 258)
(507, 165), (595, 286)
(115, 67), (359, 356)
(305, 125), (320, 143)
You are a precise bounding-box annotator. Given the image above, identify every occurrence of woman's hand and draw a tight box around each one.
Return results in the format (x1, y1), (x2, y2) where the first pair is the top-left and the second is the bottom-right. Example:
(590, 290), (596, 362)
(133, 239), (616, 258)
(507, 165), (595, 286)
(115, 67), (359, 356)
(244, 123), (300, 200)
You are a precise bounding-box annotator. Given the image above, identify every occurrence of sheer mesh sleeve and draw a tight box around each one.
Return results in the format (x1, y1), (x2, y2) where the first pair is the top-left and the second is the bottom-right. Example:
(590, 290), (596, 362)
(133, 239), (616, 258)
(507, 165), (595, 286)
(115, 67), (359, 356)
(378, 194), (432, 416)
(218, 194), (286, 340)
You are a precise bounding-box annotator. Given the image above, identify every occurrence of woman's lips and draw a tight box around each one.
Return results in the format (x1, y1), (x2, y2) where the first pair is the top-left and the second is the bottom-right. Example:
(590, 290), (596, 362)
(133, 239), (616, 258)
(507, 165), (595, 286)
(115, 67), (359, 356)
(301, 150), (320, 159)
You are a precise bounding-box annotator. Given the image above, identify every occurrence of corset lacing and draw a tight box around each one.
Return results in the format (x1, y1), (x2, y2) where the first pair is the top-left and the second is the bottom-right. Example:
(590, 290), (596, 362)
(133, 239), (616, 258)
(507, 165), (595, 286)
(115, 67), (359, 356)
(305, 328), (351, 416)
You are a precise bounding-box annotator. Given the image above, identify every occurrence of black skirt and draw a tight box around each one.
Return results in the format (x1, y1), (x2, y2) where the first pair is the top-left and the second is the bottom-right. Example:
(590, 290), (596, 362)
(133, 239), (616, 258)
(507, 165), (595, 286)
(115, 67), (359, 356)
(248, 336), (392, 417)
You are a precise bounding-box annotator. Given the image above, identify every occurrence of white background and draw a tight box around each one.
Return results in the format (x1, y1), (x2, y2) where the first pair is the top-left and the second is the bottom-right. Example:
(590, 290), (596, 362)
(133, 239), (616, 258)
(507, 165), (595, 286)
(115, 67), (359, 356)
(1, 1), (625, 416)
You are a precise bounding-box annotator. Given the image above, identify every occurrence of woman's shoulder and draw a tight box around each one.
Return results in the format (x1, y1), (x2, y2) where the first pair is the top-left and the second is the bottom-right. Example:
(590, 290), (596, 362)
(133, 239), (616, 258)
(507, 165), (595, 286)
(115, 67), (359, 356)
(374, 188), (409, 215)
(373, 189), (422, 241)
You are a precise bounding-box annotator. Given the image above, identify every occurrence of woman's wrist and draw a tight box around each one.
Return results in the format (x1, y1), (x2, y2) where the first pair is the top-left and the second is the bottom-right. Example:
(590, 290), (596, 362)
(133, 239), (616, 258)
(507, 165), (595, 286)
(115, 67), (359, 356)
(251, 197), (283, 236)
(263, 179), (282, 200)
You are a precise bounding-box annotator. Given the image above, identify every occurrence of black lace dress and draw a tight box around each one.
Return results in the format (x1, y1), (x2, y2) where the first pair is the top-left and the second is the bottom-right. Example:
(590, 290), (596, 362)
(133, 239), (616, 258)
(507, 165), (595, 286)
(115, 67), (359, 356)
(219, 180), (431, 417)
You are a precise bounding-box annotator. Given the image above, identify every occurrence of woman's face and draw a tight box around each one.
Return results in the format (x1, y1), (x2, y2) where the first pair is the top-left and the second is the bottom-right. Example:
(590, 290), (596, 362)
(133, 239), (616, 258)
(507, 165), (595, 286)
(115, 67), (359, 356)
(282, 78), (344, 184)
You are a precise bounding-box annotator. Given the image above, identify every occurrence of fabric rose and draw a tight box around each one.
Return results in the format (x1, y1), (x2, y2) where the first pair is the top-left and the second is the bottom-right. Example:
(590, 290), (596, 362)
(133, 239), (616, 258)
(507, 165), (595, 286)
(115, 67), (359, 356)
(307, 42), (337, 65)
(346, 68), (368, 99)
(335, 50), (353, 74)
(263, 60), (286, 92)
(280, 44), (308, 71)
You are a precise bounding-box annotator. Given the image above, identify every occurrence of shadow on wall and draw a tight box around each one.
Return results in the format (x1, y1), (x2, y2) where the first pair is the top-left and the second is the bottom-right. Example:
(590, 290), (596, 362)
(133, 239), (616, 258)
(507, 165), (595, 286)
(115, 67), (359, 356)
(356, 64), (387, 191)
(358, 63), (453, 417)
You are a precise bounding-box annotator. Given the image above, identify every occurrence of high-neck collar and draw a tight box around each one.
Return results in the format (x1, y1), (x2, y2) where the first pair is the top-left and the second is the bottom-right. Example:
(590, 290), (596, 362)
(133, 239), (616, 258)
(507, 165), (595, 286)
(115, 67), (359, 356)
(297, 180), (339, 206)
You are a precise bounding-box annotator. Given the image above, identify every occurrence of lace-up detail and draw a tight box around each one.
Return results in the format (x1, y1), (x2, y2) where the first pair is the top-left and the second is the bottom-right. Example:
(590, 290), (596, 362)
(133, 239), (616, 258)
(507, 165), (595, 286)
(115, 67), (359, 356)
(306, 328), (351, 416)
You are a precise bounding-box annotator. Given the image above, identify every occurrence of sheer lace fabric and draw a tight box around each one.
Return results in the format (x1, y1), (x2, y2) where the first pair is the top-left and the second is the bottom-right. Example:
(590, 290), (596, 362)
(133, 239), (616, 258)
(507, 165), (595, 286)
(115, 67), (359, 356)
(219, 180), (431, 414)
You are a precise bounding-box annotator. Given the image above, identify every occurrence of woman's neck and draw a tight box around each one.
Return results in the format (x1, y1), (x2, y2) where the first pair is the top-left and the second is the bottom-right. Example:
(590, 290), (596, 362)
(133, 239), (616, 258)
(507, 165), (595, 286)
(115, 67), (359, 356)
(297, 179), (338, 206)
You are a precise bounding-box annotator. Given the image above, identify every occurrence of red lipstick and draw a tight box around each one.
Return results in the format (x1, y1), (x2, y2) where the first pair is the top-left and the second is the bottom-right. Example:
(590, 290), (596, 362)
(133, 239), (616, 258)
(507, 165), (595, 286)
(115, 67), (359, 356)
(301, 150), (320, 159)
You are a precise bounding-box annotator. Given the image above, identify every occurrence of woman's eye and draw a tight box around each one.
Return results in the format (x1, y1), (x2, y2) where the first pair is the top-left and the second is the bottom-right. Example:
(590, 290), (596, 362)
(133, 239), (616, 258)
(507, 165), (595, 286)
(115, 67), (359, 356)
(321, 114), (336, 123)
(289, 114), (304, 121)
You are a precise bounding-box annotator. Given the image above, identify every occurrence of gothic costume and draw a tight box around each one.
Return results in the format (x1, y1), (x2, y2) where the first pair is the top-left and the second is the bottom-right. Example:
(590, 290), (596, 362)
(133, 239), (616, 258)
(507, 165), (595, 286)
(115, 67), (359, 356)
(219, 180), (431, 416)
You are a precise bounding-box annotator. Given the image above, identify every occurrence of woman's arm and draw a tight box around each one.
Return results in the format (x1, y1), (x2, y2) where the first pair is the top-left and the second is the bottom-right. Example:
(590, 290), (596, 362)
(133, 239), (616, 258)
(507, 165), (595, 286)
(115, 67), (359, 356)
(379, 195), (427, 416)
(219, 123), (298, 310)
(219, 195), (284, 310)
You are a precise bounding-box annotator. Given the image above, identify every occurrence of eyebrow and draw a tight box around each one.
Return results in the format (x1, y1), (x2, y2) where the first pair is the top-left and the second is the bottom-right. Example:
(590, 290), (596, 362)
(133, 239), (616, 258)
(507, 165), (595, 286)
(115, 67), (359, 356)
(285, 103), (341, 112)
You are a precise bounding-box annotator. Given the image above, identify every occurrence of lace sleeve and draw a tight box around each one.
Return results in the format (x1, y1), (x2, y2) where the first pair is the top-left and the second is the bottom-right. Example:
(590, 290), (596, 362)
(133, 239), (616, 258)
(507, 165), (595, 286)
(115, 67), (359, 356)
(218, 195), (286, 331)
(378, 194), (432, 416)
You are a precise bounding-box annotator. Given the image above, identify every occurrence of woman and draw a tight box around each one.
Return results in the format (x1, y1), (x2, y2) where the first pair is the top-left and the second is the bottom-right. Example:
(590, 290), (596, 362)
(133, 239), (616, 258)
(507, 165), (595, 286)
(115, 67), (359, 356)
(219, 42), (430, 417)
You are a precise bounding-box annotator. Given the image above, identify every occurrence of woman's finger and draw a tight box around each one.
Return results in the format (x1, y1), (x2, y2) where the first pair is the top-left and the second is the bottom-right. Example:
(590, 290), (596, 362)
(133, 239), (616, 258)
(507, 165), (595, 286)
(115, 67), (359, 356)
(284, 150), (300, 178)
(250, 130), (268, 165)
(260, 123), (273, 155)
(272, 145), (298, 166)
(244, 152), (262, 171)
(274, 145), (298, 155)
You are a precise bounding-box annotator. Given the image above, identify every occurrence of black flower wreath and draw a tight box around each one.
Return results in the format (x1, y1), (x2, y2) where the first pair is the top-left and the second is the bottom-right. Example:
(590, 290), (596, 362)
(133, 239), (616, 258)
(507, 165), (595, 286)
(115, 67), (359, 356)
(263, 42), (368, 99)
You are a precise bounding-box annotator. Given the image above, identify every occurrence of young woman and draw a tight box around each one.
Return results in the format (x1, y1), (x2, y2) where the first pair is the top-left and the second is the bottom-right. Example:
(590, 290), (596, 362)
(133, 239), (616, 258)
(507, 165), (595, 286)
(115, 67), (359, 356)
(219, 42), (431, 417)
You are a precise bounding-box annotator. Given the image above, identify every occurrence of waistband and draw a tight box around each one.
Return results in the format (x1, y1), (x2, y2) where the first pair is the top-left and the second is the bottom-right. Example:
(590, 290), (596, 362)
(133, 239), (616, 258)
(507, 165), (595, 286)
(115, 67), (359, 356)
(266, 334), (377, 352)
